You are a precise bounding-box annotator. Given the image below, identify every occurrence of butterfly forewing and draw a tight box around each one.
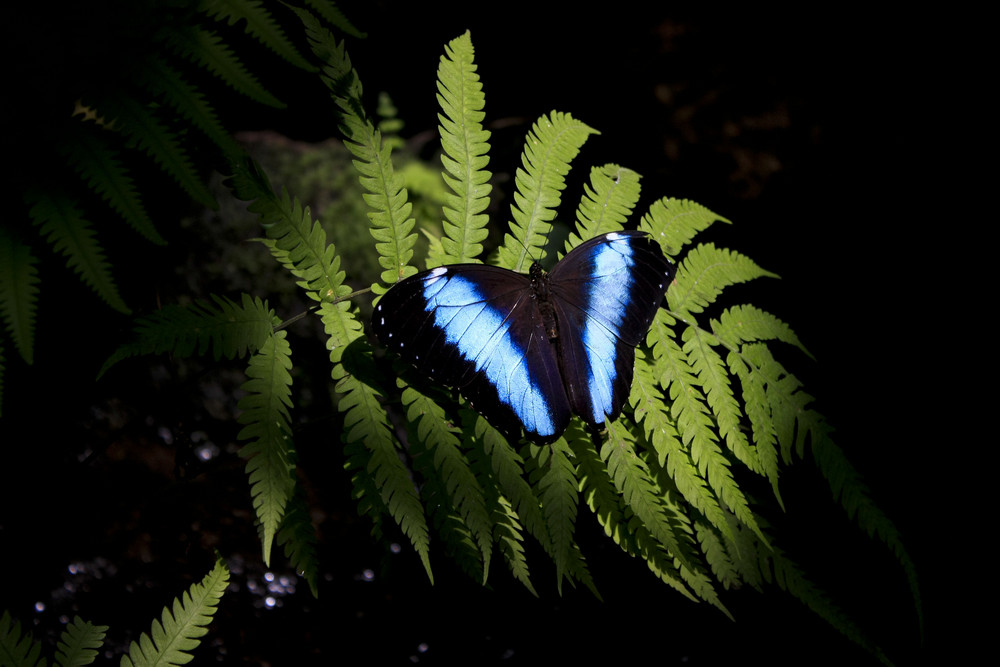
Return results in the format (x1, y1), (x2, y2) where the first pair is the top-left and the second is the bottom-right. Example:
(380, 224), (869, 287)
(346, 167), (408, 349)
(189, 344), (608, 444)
(372, 264), (571, 443)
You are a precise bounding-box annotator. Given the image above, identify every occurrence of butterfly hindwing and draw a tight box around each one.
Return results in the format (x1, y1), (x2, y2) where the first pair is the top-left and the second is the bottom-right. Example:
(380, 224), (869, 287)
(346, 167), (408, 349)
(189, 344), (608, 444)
(372, 264), (571, 443)
(372, 231), (673, 444)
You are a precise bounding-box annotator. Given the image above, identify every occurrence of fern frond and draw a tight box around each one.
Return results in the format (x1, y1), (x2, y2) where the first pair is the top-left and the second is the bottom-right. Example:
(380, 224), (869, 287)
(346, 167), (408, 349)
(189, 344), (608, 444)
(55, 616), (108, 667)
(528, 438), (596, 594)
(475, 417), (552, 555)
(141, 56), (243, 157)
(601, 420), (691, 562)
(713, 304), (810, 358)
(25, 188), (130, 314)
(295, 7), (417, 292)
(237, 330), (295, 565)
(303, 0), (366, 37)
(810, 431), (923, 634)
(120, 557), (229, 667)
(436, 31), (491, 265)
(646, 316), (738, 543)
(684, 324), (762, 475)
(565, 164), (640, 251)
(0, 610), (45, 667)
(199, 0), (316, 71)
(694, 518), (741, 591)
(726, 349), (782, 502)
(570, 425), (630, 547)
(764, 545), (889, 664)
(490, 493), (537, 595)
(100, 293), (278, 376)
(60, 128), (165, 245)
(403, 384), (493, 581)
(338, 342), (434, 582)
(640, 197), (730, 257)
(163, 25), (285, 108)
(276, 484), (321, 597)
(669, 243), (777, 319)
(95, 92), (217, 208)
(0, 230), (40, 364)
(497, 112), (597, 272)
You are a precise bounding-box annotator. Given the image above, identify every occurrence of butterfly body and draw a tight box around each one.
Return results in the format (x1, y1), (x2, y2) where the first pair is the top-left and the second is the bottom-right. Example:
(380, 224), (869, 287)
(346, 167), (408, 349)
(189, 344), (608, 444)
(372, 231), (673, 443)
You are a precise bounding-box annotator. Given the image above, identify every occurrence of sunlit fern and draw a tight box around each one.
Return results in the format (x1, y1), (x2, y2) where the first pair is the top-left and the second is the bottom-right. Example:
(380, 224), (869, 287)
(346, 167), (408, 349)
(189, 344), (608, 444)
(98, 10), (920, 665)
(0, 558), (228, 666)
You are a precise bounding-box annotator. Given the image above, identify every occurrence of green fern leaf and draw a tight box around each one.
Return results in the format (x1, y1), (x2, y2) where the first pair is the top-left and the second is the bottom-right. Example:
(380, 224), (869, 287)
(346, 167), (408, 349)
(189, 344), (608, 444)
(334, 331), (433, 581)
(475, 417), (552, 555)
(141, 56), (243, 157)
(570, 424), (630, 547)
(694, 518), (741, 591)
(601, 420), (704, 578)
(669, 243), (777, 319)
(25, 188), (130, 315)
(764, 546), (888, 663)
(810, 431), (923, 634)
(726, 349), (782, 502)
(95, 93), (217, 209)
(641, 197), (730, 257)
(497, 112), (597, 272)
(100, 294), (278, 376)
(120, 557), (229, 667)
(237, 330), (295, 565)
(684, 325), (762, 475)
(436, 31), (491, 264)
(528, 438), (597, 594)
(647, 315), (737, 543)
(294, 8), (417, 291)
(0, 610), (45, 667)
(163, 26), (285, 108)
(490, 493), (537, 595)
(403, 384), (493, 580)
(60, 128), (166, 245)
(199, 0), (316, 72)
(0, 230), (40, 364)
(55, 616), (108, 667)
(276, 485), (321, 597)
(565, 164), (641, 251)
(713, 304), (811, 357)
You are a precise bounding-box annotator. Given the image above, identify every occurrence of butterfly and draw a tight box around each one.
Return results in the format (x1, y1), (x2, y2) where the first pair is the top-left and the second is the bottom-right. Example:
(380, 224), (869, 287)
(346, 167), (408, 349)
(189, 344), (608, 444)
(371, 231), (674, 444)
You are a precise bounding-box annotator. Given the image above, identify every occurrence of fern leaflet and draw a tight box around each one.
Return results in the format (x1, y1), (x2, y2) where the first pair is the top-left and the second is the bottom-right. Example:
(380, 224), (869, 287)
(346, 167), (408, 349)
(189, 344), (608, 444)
(55, 616), (108, 667)
(565, 164), (641, 251)
(25, 188), (130, 314)
(436, 31), (491, 265)
(0, 610), (45, 667)
(497, 112), (597, 272)
(0, 230), (40, 364)
(237, 329), (295, 565)
(120, 557), (229, 667)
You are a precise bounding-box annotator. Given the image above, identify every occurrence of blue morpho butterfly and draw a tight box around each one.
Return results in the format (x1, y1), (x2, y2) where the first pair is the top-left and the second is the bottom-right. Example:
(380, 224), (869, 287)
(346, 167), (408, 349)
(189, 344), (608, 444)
(371, 231), (674, 444)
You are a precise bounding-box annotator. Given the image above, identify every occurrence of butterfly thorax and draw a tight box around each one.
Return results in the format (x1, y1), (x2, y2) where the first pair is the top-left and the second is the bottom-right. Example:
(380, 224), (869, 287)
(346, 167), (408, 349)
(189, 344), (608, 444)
(529, 262), (560, 340)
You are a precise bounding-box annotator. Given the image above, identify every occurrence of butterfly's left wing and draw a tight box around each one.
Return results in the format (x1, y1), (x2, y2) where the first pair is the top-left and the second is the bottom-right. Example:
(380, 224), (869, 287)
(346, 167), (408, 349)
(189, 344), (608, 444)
(548, 231), (674, 428)
(372, 264), (572, 443)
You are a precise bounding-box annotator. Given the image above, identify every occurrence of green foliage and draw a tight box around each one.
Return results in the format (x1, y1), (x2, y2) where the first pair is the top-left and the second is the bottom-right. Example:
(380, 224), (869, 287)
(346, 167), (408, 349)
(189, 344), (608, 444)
(0, 559), (226, 666)
(121, 558), (230, 667)
(38, 6), (919, 664)
(0, 0), (320, 415)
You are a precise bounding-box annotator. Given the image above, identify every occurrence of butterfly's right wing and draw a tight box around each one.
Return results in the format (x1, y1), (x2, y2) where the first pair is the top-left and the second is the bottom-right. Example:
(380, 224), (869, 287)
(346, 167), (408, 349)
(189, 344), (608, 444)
(548, 232), (673, 429)
(372, 264), (571, 443)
